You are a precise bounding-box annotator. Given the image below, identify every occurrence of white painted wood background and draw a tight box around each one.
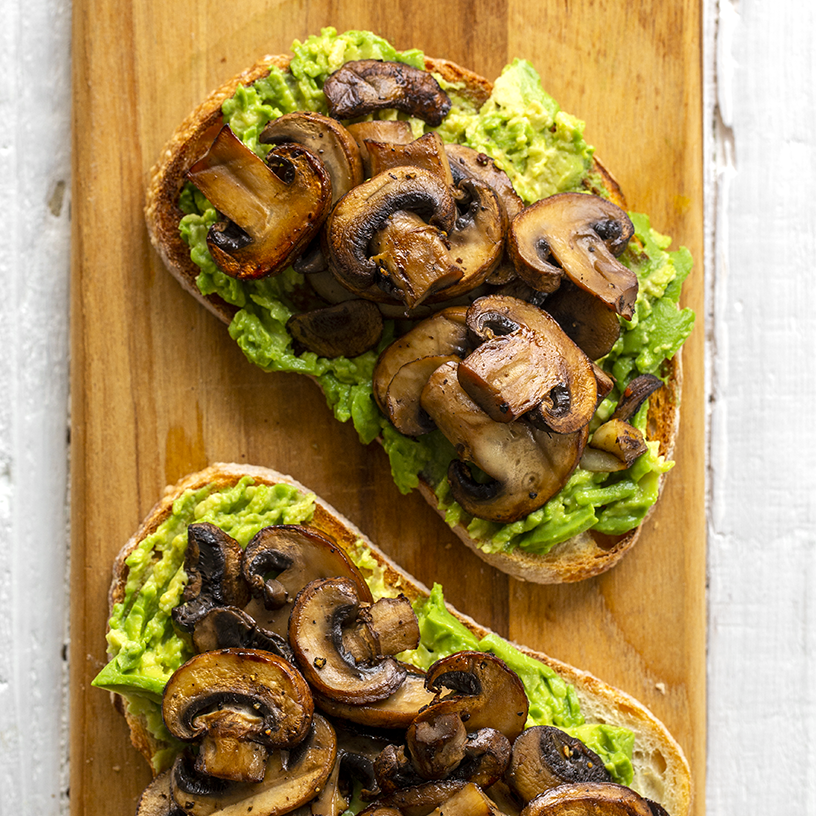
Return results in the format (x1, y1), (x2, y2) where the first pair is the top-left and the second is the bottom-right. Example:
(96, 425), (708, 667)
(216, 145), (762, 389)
(0, 0), (813, 812)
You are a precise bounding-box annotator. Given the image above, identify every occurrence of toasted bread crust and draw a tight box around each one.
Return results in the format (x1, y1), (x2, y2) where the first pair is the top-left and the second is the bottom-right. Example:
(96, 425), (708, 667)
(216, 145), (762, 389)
(106, 463), (691, 816)
(144, 52), (684, 584)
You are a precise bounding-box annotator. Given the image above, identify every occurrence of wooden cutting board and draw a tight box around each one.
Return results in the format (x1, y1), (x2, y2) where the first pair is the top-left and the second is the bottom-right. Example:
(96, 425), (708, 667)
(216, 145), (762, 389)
(69, 2), (705, 814)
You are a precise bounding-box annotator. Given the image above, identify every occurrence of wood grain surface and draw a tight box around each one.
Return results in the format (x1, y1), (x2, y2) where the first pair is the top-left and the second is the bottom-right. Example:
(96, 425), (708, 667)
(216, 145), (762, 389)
(69, 2), (704, 815)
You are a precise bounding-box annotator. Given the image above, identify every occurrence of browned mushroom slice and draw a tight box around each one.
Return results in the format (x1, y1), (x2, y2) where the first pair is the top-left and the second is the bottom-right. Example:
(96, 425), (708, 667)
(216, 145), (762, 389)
(342, 594), (421, 664)
(506, 727), (611, 803)
(360, 780), (469, 816)
(363, 780), (503, 816)
(460, 296), (598, 433)
(170, 714), (336, 816)
(259, 111), (363, 204)
(508, 193), (637, 319)
(171, 523), (250, 636)
(425, 781), (507, 816)
(425, 179), (506, 302)
(136, 771), (183, 816)
(241, 525), (372, 638)
(288, 577), (412, 705)
(406, 711), (510, 789)
(346, 120), (415, 177)
(190, 606), (293, 662)
(383, 354), (461, 436)
(518, 782), (657, 816)
(287, 300), (384, 358)
(372, 306), (470, 414)
(542, 279), (622, 361)
(325, 166), (457, 296)
(314, 667), (436, 729)
(580, 419), (648, 473)
(162, 649), (314, 784)
(366, 132), (454, 188)
(422, 651), (528, 742)
(187, 126), (332, 279)
(323, 60), (452, 126)
(406, 710), (468, 780)
(445, 144), (524, 222)
(421, 361), (587, 523)
(370, 210), (464, 308)
(611, 373), (664, 422)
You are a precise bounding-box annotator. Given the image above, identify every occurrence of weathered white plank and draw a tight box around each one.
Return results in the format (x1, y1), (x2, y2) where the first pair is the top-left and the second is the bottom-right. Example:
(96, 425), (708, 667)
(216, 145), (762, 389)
(708, 0), (816, 812)
(0, 0), (72, 813)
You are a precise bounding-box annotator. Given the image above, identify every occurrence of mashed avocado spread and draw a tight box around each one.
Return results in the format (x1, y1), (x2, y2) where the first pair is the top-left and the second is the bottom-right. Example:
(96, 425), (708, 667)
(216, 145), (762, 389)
(93, 477), (634, 784)
(178, 28), (694, 557)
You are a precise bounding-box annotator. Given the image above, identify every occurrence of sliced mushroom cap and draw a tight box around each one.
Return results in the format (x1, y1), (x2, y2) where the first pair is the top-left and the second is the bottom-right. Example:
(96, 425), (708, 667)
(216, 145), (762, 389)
(347, 120), (415, 177)
(162, 649), (314, 784)
(359, 780), (469, 816)
(506, 727), (611, 803)
(190, 606), (293, 662)
(187, 126), (332, 279)
(342, 594), (421, 664)
(580, 419), (648, 473)
(172, 523), (250, 635)
(421, 361), (587, 523)
(382, 354), (461, 436)
(137, 771), (183, 816)
(366, 132), (454, 188)
(460, 295), (598, 432)
(426, 179), (506, 301)
(406, 710), (468, 780)
(240, 525), (371, 639)
(259, 111), (364, 204)
(170, 714), (337, 816)
(424, 781), (507, 816)
(323, 60), (452, 126)
(372, 306), (470, 414)
(325, 166), (457, 297)
(445, 144), (524, 222)
(518, 782), (657, 816)
(543, 279), (622, 361)
(314, 667), (436, 729)
(421, 651), (529, 741)
(288, 577), (409, 705)
(508, 193), (637, 319)
(287, 299), (384, 358)
(370, 209), (464, 308)
(611, 373), (664, 422)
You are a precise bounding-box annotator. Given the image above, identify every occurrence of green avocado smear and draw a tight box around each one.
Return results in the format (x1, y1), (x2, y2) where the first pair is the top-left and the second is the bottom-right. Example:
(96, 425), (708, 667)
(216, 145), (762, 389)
(93, 477), (634, 786)
(179, 27), (694, 557)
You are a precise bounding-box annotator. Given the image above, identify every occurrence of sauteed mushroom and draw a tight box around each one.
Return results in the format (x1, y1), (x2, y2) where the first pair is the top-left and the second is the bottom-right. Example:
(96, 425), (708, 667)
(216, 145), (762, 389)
(287, 300), (384, 358)
(508, 193), (637, 319)
(323, 60), (452, 126)
(346, 120), (414, 177)
(421, 361), (587, 523)
(240, 525), (372, 638)
(170, 714), (336, 816)
(518, 782), (660, 816)
(288, 577), (418, 705)
(507, 726), (611, 803)
(187, 126), (332, 279)
(259, 111), (364, 204)
(324, 166), (457, 299)
(172, 523), (249, 636)
(461, 295), (598, 432)
(162, 649), (314, 783)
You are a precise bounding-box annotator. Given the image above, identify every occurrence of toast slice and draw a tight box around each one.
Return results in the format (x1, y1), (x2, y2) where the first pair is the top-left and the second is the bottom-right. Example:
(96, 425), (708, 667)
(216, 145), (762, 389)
(102, 463), (691, 816)
(144, 39), (690, 584)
